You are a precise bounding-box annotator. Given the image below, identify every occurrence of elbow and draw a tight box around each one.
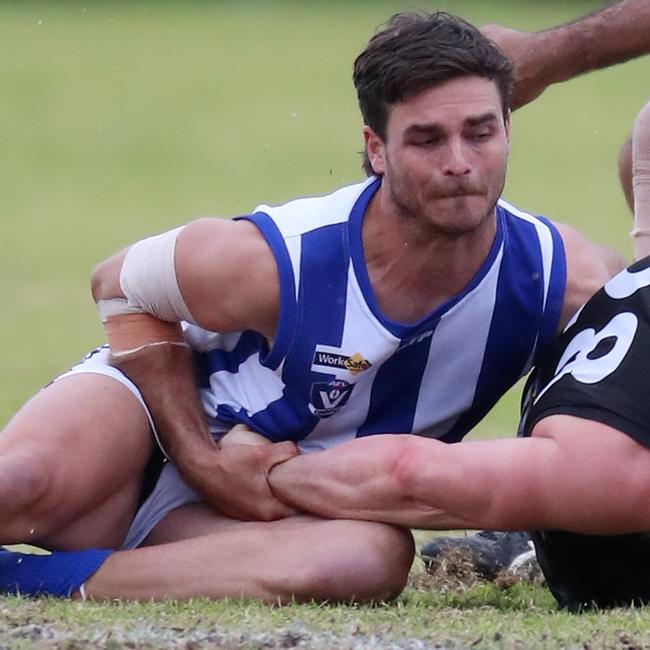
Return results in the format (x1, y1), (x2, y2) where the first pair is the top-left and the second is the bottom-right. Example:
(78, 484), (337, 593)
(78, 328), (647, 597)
(90, 261), (108, 303)
(90, 251), (127, 303)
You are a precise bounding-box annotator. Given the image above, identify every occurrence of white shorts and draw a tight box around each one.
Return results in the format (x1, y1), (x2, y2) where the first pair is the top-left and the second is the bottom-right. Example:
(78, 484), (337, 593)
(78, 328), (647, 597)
(56, 346), (223, 549)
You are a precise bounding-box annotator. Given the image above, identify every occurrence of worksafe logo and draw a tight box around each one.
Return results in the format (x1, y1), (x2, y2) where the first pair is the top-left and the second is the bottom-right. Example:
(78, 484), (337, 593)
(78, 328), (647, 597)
(310, 379), (354, 418)
(311, 347), (372, 375)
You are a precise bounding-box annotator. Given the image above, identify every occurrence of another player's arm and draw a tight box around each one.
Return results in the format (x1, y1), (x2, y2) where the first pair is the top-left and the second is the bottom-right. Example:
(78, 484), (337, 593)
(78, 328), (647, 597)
(268, 420), (650, 534)
(632, 100), (650, 259)
(482, 0), (650, 110)
(91, 218), (297, 521)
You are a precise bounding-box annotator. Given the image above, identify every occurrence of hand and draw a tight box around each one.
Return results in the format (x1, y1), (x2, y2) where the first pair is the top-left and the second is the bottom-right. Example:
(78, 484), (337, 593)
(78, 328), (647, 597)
(481, 24), (551, 110)
(219, 423), (271, 447)
(178, 440), (300, 521)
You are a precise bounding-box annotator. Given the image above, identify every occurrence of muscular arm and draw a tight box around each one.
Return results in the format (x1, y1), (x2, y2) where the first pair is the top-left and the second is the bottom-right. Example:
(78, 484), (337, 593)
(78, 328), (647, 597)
(483, 0), (650, 109)
(269, 418), (650, 534)
(91, 218), (297, 520)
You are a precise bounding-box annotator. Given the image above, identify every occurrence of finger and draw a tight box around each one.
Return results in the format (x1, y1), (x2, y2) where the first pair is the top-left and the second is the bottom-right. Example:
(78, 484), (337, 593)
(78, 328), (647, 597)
(267, 441), (300, 463)
(255, 501), (299, 521)
(220, 424), (270, 447)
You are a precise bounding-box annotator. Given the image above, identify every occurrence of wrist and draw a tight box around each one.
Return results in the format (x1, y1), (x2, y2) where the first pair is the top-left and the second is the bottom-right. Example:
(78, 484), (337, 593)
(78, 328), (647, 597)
(266, 457), (297, 499)
(173, 440), (221, 474)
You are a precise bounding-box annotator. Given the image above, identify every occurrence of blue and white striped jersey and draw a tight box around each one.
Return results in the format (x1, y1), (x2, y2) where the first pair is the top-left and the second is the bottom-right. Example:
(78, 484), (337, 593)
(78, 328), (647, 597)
(185, 176), (566, 452)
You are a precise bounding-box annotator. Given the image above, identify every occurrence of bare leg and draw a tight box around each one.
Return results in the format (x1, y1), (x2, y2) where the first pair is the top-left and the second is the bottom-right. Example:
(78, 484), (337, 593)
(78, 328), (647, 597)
(0, 373), (154, 549)
(84, 506), (415, 604)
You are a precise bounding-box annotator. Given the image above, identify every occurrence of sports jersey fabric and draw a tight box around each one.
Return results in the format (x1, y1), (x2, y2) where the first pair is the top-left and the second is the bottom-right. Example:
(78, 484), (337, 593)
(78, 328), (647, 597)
(521, 255), (650, 447)
(520, 256), (650, 611)
(185, 176), (567, 451)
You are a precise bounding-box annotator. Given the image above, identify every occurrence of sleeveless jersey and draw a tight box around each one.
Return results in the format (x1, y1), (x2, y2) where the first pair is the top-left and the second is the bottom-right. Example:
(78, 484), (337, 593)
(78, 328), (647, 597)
(520, 255), (650, 449)
(186, 176), (566, 452)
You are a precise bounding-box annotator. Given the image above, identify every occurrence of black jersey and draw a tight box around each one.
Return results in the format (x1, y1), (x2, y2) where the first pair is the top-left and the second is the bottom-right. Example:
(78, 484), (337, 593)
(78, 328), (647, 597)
(518, 256), (650, 611)
(520, 255), (650, 449)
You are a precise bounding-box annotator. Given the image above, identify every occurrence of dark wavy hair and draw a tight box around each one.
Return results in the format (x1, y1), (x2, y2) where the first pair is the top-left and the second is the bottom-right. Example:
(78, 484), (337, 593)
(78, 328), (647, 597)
(354, 12), (512, 174)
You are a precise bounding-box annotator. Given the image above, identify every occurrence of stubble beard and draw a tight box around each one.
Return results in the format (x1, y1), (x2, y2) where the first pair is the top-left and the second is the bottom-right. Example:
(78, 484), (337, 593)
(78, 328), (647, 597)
(386, 163), (506, 241)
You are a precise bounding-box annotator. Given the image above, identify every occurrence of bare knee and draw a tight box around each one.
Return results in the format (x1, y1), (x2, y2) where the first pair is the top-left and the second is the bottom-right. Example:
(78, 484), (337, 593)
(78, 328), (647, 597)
(286, 521), (414, 604)
(0, 452), (52, 508)
(349, 523), (414, 603)
(0, 452), (53, 538)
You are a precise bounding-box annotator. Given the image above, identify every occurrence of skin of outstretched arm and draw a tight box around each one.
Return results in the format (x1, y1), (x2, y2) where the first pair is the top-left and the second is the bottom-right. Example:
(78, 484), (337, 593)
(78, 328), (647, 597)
(483, 0), (650, 109)
(91, 218), (298, 521)
(269, 415), (650, 535)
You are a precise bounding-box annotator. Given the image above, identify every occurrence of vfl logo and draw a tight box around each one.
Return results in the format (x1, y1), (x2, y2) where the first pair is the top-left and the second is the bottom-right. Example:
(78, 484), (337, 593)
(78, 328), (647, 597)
(310, 379), (354, 418)
(312, 348), (372, 375)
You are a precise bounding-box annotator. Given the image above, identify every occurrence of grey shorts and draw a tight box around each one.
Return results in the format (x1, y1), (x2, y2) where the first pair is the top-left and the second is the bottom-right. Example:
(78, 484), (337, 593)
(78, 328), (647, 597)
(56, 346), (220, 549)
(123, 463), (201, 549)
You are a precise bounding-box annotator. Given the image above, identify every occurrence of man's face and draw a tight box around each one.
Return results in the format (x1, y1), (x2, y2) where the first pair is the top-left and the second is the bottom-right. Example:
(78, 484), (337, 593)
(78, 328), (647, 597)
(365, 76), (510, 237)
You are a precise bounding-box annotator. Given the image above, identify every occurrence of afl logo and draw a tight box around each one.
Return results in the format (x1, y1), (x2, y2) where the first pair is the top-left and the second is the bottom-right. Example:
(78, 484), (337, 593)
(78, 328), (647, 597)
(309, 379), (354, 418)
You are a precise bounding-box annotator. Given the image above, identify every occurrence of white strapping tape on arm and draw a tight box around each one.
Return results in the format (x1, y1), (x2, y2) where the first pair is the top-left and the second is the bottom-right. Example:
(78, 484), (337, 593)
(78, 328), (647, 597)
(119, 226), (196, 323)
(97, 297), (143, 322)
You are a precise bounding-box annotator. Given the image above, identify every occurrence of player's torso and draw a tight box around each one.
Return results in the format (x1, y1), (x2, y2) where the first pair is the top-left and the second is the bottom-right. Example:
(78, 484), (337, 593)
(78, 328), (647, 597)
(189, 178), (566, 451)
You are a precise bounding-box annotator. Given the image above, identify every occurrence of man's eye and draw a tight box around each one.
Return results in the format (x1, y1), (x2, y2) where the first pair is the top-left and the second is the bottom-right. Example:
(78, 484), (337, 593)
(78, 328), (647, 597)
(469, 131), (491, 141)
(415, 137), (440, 147)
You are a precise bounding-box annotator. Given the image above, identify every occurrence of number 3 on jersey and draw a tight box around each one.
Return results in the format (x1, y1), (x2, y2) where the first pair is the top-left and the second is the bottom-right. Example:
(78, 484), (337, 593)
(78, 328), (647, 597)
(534, 312), (638, 404)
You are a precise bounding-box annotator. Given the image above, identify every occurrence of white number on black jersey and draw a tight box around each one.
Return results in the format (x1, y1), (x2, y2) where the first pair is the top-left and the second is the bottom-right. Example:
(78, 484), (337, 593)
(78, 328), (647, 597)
(534, 312), (638, 404)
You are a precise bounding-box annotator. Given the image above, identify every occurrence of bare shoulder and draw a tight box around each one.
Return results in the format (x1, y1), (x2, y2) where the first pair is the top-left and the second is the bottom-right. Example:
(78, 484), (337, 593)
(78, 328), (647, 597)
(553, 221), (626, 330)
(175, 217), (280, 336)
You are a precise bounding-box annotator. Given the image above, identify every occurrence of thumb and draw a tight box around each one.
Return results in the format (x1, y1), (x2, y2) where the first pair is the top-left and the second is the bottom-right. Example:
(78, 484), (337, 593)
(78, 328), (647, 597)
(266, 441), (299, 466)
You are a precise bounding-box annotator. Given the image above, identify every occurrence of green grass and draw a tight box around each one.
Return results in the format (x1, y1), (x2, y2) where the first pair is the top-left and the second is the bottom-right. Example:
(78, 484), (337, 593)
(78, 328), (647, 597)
(2, 1), (650, 647)
(2, 580), (650, 648)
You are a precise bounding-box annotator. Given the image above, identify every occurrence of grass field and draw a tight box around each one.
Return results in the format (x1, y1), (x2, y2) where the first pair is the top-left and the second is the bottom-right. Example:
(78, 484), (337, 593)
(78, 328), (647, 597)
(2, 1), (650, 647)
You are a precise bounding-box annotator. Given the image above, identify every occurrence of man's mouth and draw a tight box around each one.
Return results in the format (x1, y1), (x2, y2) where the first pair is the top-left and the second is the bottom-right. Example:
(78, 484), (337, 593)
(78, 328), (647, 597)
(432, 183), (485, 199)
(434, 190), (483, 199)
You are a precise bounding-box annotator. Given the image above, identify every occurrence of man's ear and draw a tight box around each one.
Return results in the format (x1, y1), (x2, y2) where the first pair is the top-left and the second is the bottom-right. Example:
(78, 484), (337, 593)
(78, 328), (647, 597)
(363, 126), (386, 175)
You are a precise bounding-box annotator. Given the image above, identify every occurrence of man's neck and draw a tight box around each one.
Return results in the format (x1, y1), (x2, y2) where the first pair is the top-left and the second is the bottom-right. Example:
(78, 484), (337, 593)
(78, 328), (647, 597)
(361, 189), (497, 324)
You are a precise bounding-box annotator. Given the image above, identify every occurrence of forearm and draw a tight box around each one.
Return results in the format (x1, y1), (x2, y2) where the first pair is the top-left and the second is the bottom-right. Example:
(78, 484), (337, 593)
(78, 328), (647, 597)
(113, 342), (218, 467)
(632, 101), (650, 259)
(269, 435), (538, 531)
(270, 436), (421, 525)
(108, 327), (298, 520)
(89, 223), (297, 520)
(534, 1), (650, 84)
(92, 247), (216, 463)
(271, 422), (650, 535)
(485, 0), (650, 109)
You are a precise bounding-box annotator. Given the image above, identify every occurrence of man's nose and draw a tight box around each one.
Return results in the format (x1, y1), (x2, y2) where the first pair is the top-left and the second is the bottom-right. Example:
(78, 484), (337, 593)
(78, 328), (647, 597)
(441, 140), (471, 176)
